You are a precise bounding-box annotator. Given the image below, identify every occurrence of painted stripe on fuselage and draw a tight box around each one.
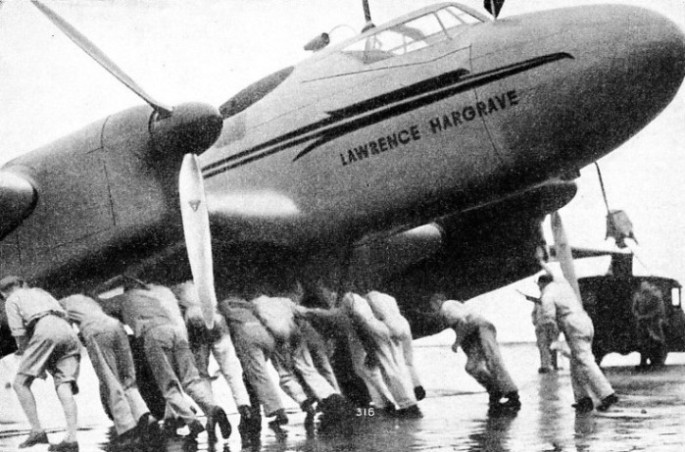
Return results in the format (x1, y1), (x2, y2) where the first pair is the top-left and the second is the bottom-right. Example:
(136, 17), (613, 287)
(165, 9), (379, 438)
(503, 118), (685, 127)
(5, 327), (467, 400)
(202, 53), (572, 178)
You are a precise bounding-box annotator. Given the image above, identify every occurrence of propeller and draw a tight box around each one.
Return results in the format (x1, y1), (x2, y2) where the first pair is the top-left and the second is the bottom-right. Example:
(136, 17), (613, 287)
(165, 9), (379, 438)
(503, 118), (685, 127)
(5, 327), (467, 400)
(32, 1), (222, 326)
(550, 211), (582, 301)
(31, 0), (173, 117)
(179, 154), (217, 328)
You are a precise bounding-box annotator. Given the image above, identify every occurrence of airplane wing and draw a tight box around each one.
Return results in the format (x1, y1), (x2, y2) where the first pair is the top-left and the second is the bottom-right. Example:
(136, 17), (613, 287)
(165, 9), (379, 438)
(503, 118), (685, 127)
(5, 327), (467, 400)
(549, 245), (634, 279)
(0, 171), (36, 240)
(374, 179), (577, 337)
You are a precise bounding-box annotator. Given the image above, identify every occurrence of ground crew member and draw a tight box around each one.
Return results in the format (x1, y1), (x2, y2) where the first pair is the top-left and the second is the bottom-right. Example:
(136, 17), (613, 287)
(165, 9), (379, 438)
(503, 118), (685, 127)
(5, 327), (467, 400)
(537, 259), (619, 413)
(632, 281), (667, 368)
(342, 292), (421, 417)
(435, 295), (521, 415)
(299, 318), (340, 393)
(366, 291), (426, 401)
(299, 298), (396, 413)
(218, 296), (289, 442)
(1, 276), (81, 452)
(110, 279), (230, 440)
(252, 293), (350, 429)
(532, 301), (559, 373)
(59, 294), (156, 446)
(172, 281), (252, 440)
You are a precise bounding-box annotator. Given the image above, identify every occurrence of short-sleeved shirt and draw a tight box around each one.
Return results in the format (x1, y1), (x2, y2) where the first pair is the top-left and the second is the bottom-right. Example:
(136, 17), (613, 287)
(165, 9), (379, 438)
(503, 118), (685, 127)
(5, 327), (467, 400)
(147, 284), (186, 332)
(59, 294), (112, 334)
(5, 288), (65, 337)
(115, 288), (173, 338)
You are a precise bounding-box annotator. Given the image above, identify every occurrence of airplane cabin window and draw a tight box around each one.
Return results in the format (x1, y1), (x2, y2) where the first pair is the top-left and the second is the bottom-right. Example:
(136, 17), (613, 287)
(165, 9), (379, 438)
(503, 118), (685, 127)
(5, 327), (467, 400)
(437, 6), (481, 37)
(342, 6), (481, 65)
(219, 66), (294, 119)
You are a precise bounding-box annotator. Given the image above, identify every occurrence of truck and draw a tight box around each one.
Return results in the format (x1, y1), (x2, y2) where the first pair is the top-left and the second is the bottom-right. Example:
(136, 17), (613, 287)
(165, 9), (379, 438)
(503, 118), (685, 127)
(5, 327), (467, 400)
(578, 259), (685, 366)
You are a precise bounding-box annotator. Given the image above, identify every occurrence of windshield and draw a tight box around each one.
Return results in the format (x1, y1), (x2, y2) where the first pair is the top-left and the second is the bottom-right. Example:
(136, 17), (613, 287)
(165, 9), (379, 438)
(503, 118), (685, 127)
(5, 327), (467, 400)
(342, 6), (481, 64)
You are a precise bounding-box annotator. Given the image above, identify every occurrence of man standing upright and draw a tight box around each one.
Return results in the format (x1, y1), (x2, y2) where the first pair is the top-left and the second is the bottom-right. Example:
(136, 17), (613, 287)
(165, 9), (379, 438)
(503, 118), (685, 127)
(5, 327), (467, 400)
(632, 281), (667, 369)
(1, 276), (81, 452)
(537, 258), (619, 413)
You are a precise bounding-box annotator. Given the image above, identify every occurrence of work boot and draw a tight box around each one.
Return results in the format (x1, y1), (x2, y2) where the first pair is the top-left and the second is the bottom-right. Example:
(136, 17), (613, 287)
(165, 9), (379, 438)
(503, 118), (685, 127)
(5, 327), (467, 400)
(488, 392), (502, 405)
(19, 431), (49, 448)
(396, 404), (423, 418)
(414, 385), (426, 401)
(573, 397), (594, 413)
(267, 409), (288, 441)
(187, 419), (205, 439)
(381, 403), (397, 417)
(318, 393), (356, 433)
(301, 398), (317, 435)
(488, 391), (521, 416)
(206, 406), (232, 441)
(163, 417), (183, 437)
(115, 427), (140, 450)
(47, 441), (79, 452)
(597, 393), (619, 412)
(499, 392), (522, 411)
(237, 405), (254, 449)
(137, 412), (160, 443)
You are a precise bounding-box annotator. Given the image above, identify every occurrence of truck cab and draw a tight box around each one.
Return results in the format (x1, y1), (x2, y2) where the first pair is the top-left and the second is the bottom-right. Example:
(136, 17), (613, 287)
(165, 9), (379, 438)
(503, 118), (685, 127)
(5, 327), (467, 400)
(579, 274), (685, 365)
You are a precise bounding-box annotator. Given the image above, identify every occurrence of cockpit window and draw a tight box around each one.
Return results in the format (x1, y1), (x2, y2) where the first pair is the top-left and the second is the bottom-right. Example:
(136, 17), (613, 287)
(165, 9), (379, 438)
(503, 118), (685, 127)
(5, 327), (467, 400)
(436, 6), (481, 37)
(342, 6), (481, 64)
(219, 66), (294, 119)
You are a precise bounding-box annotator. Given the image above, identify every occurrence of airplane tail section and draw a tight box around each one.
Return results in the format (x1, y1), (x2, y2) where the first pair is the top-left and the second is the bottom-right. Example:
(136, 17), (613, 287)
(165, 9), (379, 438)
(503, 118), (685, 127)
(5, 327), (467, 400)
(0, 170), (36, 240)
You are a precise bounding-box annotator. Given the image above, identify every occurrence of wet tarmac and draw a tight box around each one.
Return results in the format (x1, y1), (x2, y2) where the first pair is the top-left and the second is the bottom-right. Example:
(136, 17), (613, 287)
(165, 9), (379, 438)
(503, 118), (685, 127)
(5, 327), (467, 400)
(1, 342), (684, 452)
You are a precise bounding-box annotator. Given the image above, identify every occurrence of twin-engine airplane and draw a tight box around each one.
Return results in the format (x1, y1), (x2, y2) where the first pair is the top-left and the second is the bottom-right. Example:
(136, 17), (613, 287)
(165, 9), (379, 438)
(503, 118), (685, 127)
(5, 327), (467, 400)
(1, 1), (684, 347)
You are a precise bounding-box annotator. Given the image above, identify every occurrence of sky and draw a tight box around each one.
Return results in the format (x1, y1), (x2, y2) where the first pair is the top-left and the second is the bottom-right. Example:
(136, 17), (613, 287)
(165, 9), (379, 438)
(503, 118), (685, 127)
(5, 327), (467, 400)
(1, 0), (684, 341)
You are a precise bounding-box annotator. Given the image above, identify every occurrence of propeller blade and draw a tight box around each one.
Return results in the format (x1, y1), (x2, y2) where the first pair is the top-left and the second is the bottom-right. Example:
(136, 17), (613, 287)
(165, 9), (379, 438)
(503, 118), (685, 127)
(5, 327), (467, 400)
(179, 154), (217, 329)
(31, 0), (173, 116)
(550, 211), (582, 301)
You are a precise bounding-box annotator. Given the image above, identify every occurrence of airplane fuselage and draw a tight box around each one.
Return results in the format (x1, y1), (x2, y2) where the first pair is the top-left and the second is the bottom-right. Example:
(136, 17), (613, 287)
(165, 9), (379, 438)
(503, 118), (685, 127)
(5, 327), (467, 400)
(1, 3), (684, 297)
(200, 3), (685, 246)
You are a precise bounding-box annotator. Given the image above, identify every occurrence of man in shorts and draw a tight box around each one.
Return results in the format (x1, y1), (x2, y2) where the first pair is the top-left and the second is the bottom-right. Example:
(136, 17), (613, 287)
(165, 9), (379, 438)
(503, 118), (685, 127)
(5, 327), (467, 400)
(1, 276), (81, 452)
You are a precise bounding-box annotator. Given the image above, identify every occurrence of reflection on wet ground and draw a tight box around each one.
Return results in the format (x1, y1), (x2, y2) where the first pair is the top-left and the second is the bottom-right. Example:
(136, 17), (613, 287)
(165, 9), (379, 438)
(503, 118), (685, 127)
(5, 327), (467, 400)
(1, 343), (684, 451)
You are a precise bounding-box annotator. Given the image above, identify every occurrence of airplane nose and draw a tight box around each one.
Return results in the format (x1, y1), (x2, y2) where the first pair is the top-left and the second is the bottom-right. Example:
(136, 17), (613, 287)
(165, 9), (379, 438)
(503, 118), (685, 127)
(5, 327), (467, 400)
(605, 6), (685, 118)
(528, 5), (685, 168)
(476, 5), (685, 179)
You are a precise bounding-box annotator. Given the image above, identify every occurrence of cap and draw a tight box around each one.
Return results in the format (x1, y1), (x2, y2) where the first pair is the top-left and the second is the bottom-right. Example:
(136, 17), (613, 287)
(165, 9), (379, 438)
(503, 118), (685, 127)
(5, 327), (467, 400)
(0, 275), (25, 293)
